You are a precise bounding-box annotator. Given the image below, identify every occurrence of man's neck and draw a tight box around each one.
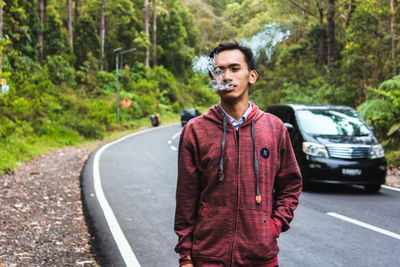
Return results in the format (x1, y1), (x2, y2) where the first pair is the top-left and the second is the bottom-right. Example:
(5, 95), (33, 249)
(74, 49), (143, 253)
(220, 98), (250, 121)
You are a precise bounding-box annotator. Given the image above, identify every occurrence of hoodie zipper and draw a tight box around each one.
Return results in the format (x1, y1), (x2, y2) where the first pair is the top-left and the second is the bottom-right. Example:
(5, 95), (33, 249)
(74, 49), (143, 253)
(229, 127), (240, 266)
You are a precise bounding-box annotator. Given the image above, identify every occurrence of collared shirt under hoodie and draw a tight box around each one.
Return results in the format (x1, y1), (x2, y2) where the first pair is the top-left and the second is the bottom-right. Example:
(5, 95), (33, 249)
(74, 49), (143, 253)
(219, 102), (252, 130)
(174, 104), (302, 267)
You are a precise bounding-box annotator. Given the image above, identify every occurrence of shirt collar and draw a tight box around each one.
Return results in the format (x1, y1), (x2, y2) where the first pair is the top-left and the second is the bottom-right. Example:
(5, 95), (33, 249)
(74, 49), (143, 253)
(220, 103), (252, 129)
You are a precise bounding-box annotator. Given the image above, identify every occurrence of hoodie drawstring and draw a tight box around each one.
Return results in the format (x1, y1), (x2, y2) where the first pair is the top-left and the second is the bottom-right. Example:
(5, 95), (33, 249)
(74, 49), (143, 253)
(251, 120), (262, 204)
(218, 113), (261, 204)
(218, 113), (227, 181)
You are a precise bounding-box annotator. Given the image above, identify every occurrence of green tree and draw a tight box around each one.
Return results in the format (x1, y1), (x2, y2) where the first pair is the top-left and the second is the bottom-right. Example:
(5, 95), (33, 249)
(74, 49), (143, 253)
(157, 4), (197, 76)
(3, 0), (40, 60)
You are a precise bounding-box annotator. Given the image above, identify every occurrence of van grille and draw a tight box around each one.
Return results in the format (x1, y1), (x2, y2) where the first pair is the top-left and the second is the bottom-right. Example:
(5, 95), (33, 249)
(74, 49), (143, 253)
(326, 145), (370, 159)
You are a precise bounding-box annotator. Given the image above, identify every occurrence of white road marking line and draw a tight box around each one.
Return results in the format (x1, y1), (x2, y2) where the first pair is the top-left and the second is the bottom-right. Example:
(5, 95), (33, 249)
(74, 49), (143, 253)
(94, 144), (141, 266)
(170, 145), (177, 151)
(93, 124), (177, 266)
(382, 185), (400, 192)
(327, 212), (400, 240)
(168, 140), (172, 145)
(172, 131), (181, 140)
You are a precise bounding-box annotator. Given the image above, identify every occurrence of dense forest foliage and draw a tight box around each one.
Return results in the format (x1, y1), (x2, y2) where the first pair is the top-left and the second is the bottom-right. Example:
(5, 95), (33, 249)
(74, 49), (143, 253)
(0, 0), (399, 171)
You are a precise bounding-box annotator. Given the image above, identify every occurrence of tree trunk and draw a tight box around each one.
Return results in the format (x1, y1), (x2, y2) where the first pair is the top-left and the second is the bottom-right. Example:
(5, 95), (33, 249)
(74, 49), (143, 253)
(100, 0), (106, 70)
(345, 0), (355, 27)
(375, 42), (379, 88)
(144, 0), (149, 67)
(391, 0), (397, 76)
(363, 60), (368, 101)
(0, 2), (3, 39)
(38, 0), (45, 64)
(326, 0), (336, 68)
(152, 0), (157, 67)
(0, 2), (3, 73)
(317, 2), (324, 74)
(74, 0), (79, 17)
(67, 0), (73, 49)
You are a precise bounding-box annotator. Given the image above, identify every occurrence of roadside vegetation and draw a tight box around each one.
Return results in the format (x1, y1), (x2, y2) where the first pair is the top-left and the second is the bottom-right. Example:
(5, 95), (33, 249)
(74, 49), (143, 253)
(0, 0), (399, 173)
(0, 0), (218, 173)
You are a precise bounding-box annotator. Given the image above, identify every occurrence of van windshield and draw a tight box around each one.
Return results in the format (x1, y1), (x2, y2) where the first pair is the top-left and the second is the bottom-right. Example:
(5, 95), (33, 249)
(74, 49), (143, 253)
(296, 109), (370, 136)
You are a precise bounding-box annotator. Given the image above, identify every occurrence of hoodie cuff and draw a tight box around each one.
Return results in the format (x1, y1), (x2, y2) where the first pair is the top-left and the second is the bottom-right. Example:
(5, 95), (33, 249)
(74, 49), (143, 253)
(179, 249), (193, 266)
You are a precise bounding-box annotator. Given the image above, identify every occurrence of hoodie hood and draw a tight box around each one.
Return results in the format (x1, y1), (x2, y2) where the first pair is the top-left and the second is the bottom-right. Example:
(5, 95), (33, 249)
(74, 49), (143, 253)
(203, 103), (264, 127)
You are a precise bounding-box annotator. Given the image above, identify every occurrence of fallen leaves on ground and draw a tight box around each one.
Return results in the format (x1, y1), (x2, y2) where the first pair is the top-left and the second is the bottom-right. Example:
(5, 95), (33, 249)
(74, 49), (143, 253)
(0, 147), (95, 266)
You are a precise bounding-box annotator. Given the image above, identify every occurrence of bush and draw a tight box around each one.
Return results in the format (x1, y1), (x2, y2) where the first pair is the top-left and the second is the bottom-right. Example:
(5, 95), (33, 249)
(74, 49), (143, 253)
(74, 118), (105, 139)
(45, 55), (76, 86)
(40, 120), (81, 145)
(385, 149), (400, 168)
(172, 101), (181, 113)
(357, 99), (394, 139)
(96, 71), (116, 93)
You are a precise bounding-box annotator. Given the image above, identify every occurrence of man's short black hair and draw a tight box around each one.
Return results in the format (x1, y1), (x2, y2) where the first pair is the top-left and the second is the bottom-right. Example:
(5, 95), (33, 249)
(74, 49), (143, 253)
(209, 41), (256, 72)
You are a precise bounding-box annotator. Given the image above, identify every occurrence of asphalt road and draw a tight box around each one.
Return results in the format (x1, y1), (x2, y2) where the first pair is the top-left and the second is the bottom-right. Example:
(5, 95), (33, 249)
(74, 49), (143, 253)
(83, 123), (400, 267)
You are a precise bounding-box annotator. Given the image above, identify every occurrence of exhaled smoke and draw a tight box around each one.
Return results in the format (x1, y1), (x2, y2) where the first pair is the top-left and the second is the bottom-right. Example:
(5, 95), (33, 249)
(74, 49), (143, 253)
(192, 55), (214, 74)
(191, 55), (231, 91)
(240, 23), (290, 61)
(192, 23), (291, 91)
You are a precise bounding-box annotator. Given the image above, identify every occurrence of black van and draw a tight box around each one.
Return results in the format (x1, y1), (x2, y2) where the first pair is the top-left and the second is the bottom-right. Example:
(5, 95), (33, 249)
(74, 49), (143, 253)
(181, 108), (201, 127)
(266, 104), (387, 192)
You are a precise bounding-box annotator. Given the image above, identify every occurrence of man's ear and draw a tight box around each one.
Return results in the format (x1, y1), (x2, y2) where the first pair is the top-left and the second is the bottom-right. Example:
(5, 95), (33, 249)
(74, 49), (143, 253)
(249, 70), (258, 85)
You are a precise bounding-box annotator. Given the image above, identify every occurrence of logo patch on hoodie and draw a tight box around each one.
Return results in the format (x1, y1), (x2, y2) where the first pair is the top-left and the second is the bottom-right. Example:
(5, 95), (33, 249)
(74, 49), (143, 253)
(260, 148), (270, 159)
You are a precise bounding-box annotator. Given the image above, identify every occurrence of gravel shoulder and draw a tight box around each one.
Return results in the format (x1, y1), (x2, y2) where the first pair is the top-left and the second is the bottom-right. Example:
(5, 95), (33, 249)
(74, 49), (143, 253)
(386, 168), (400, 188)
(0, 146), (96, 266)
(0, 141), (399, 266)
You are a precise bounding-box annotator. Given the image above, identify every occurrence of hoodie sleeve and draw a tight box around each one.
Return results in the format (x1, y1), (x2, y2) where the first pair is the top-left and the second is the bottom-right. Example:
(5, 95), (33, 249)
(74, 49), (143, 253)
(174, 125), (201, 260)
(272, 125), (302, 232)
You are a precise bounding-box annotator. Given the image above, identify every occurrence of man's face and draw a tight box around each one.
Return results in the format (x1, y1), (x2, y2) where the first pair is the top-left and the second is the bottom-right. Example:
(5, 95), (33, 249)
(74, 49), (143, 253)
(212, 49), (258, 102)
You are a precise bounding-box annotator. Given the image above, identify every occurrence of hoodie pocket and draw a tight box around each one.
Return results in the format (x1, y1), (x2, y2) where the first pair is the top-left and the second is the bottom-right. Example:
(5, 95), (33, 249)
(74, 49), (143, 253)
(269, 217), (281, 238)
(235, 208), (279, 262)
(192, 206), (233, 259)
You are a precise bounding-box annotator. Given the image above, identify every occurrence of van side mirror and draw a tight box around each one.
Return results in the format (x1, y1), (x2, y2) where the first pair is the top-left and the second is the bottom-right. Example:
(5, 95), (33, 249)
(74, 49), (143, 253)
(284, 123), (294, 134)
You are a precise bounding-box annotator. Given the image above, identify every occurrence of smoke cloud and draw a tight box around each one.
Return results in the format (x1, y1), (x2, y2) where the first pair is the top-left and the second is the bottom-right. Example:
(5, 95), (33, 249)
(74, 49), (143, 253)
(240, 23), (290, 61)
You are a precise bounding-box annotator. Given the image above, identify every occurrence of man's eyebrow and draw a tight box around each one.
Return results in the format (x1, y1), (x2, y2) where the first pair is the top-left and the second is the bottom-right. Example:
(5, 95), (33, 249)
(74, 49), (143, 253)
(229, 63), (241, 68)
(214, 63), (241, 68)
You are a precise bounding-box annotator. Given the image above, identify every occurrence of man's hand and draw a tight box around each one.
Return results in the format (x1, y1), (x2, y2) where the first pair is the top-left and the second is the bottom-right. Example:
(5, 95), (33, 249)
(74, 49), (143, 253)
(180, 264), (194, 267)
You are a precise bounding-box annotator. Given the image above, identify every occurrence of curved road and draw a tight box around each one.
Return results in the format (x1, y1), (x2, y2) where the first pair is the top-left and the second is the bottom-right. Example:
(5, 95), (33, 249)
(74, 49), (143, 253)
(82, 123), (400, 267)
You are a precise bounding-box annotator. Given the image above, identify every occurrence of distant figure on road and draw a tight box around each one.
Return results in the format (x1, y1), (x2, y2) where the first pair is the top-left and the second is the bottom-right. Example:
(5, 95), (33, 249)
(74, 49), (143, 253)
(174, 41), (302, 267)
(150, 113), (160, 127)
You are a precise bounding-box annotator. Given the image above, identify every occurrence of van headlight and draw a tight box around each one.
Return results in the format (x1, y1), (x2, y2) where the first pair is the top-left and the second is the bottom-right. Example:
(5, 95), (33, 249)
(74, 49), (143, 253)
(302, 142), (329, 158)
(370, 144), (385, 159)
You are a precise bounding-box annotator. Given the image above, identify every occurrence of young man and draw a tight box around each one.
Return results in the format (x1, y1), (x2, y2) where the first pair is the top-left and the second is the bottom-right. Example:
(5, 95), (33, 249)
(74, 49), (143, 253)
(174, 41), (302, 267)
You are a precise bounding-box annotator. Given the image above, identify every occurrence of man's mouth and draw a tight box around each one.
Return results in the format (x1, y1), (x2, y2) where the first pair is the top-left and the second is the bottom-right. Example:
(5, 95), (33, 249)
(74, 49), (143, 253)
(221, 84), (235, 90)
(210, 80), (236, 91)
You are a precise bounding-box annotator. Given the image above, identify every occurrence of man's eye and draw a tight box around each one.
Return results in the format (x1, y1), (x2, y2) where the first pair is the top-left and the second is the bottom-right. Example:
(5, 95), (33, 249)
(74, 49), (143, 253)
(214, 67), (223, 75)
(232, 68), (240, 72)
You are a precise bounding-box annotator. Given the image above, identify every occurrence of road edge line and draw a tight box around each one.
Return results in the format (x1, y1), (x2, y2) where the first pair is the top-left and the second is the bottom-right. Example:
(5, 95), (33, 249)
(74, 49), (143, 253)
(327, 212), (400, 240)
(93, 124), (177, 266)
(382, 184), (400, 192)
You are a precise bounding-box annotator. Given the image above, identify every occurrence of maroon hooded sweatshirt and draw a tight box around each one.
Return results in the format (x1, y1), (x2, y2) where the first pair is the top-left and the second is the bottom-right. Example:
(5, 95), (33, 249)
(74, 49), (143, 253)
(174, 104), (302, 266)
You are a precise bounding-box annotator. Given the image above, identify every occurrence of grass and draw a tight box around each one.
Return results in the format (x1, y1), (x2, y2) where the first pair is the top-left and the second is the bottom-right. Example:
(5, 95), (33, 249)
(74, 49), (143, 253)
(0, 110), (181, 174)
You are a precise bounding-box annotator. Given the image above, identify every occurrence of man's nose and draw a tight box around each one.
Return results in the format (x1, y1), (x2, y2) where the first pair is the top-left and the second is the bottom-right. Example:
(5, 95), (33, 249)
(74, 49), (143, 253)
(223, 70), (232, 81)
